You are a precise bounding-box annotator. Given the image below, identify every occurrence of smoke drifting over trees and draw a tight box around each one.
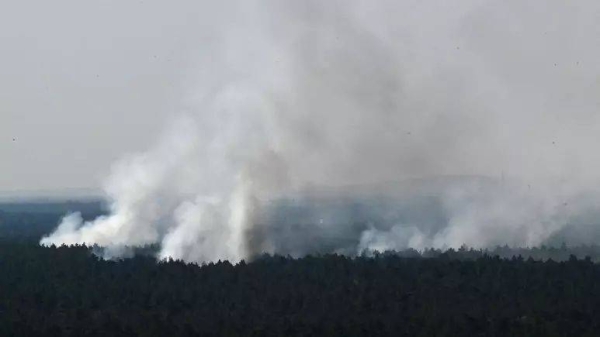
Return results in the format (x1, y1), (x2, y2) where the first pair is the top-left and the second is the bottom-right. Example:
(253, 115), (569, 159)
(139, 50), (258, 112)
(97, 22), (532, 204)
(41, 1), (600, 263)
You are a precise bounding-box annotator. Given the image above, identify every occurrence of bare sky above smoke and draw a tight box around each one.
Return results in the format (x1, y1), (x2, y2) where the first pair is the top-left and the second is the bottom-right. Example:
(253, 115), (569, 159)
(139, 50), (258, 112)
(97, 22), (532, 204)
(1, 0), (598, 195)
(1, 0), (599, 195)
(7, 0), (600, 261)
(0, 0), (206, 195)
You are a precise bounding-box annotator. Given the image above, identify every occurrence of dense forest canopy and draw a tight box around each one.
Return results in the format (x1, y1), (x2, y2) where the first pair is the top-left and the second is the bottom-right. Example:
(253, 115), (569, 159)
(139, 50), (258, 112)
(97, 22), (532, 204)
(1, 241), (600, 336)
(2, 201), (600, 336)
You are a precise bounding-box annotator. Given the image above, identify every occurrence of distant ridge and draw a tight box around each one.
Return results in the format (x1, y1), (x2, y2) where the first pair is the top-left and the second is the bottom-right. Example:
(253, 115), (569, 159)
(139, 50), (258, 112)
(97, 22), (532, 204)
(0, 188), (104, 203)
(296, 174), (502, 199)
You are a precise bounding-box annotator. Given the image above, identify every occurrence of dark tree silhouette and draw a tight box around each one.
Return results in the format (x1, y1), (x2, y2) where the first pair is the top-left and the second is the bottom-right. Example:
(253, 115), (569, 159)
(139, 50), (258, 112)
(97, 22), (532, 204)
(0, 241), (599, 336)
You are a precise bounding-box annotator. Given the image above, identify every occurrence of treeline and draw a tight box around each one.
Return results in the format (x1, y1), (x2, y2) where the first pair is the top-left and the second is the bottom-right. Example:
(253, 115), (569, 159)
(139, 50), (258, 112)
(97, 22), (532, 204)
(1, 241), (600, 336)
(89, 243), (600, 263)
(363, 243), (600, 263)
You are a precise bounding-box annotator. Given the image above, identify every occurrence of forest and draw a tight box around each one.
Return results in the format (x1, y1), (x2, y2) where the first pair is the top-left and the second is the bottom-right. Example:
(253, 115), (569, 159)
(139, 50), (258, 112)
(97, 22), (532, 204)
(1, 201), (600, 336)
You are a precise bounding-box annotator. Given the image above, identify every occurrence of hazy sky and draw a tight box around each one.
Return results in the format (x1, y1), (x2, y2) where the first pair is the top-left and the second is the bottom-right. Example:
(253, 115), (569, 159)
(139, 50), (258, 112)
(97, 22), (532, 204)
(2, 0), (600, 197)
(0, 0), (214, 195)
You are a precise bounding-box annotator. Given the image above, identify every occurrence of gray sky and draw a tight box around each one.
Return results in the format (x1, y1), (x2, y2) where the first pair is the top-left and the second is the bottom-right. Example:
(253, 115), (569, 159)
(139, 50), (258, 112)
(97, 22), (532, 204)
(2, 0), (600, 198)
(0, 0), (212, 195)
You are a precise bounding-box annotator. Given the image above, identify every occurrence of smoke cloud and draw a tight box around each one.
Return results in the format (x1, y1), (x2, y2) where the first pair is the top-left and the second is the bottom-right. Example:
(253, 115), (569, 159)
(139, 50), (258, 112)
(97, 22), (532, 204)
(41, 0), (600, 262)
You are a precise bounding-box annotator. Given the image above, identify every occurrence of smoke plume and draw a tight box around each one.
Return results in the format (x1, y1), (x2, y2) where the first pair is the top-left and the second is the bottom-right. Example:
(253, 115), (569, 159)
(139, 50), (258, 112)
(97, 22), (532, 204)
(41, 0), (600, 262)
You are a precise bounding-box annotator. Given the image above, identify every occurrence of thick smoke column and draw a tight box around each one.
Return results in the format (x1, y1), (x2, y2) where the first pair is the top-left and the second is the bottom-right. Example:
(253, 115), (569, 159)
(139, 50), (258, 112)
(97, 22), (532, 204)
(42, 1), (600, 262)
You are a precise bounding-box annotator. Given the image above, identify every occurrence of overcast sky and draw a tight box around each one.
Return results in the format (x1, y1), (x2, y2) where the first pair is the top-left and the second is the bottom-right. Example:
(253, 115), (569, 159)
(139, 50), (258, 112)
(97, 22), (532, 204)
(0, 1), (215, 196)
(2, 1), (599, 198)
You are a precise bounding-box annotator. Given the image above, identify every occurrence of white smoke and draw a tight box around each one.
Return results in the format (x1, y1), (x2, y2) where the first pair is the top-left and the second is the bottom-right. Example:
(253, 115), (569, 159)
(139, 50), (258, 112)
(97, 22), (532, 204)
(42, 0), (600, 262)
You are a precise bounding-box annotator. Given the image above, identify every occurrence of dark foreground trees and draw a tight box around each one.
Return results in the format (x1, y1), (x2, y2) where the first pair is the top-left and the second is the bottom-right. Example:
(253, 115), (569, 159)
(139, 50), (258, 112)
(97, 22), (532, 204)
(0, 242), (600, 336)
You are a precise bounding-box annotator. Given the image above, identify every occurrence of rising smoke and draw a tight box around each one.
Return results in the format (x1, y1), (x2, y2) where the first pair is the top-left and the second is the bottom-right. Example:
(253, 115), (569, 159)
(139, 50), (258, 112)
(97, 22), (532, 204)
(41, 0), (600, 262)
